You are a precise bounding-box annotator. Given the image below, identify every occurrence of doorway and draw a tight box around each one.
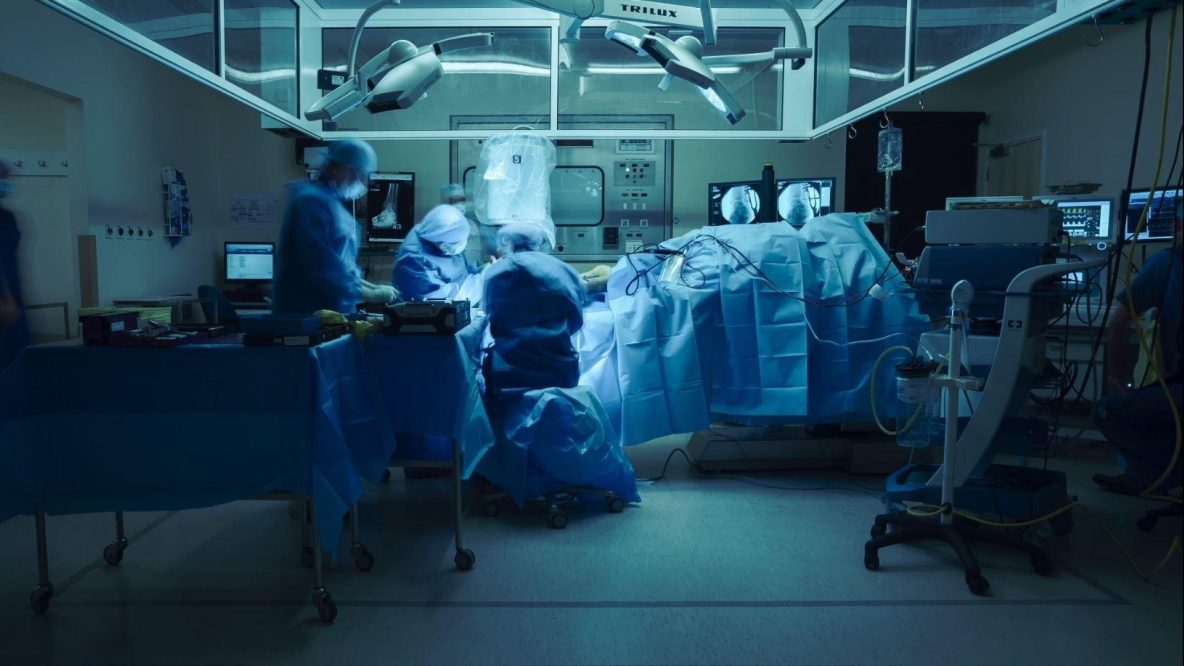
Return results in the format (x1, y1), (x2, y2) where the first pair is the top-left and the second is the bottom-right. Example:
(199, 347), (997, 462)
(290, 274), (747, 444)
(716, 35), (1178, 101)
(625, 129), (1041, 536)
(985, 136), (1044, 198)
(845, 111), (986, 258)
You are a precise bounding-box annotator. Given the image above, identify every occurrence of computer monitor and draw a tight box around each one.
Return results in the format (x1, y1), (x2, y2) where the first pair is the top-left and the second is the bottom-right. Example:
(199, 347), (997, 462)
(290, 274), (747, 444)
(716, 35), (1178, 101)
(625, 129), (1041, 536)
(361, 172), (416, 243)
(1123, 187), (1182, 242)
(1053, 198), (1114, 242)
(944, 195), (1024, 210)
(776, 177), (835, 225)
(224, 242), (274, 282)
(708, 180), (761, 226)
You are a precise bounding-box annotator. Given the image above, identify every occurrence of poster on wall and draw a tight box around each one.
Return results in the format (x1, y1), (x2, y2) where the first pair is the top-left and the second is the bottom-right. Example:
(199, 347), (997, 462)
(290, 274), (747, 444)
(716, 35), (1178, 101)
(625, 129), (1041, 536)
(230, 196), (279, 226)
(161, 167), (193, 247)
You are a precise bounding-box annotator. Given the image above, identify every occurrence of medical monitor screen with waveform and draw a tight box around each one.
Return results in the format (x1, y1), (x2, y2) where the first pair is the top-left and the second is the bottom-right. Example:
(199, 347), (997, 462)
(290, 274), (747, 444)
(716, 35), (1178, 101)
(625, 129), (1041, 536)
(1054, 198), (1113, 242)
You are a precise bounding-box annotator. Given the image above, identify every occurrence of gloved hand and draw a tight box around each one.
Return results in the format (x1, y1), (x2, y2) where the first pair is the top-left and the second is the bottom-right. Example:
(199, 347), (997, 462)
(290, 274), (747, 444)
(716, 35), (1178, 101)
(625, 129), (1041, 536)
(359, 281), (399, 305)
(581, 265), (612, 293)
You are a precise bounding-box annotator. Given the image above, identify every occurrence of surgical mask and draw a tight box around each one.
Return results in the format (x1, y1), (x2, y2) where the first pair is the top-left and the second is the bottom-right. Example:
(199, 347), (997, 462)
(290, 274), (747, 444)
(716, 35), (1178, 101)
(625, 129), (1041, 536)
(0, 180), (11, 199)
(337, 180), (367, 201)
(437, 240), (467, 256)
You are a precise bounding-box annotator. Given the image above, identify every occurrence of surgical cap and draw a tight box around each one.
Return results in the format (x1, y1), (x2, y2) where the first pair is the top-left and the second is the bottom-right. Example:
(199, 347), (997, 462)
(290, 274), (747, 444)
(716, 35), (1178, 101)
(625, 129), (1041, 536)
(441, 183), (466, 202)
(325, 139), (377, 179)
(416, 204), (472, 249)
(497, 219), (557, 254)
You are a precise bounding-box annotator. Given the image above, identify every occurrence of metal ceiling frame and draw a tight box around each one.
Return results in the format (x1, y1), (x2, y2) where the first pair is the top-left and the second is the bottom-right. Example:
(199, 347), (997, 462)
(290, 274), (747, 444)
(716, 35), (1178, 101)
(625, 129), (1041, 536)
(37, 0), (1129, 141)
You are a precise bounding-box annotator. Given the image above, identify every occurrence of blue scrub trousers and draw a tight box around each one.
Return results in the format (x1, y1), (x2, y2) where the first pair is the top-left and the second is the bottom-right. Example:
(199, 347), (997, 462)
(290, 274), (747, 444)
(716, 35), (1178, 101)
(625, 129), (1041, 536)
(1093, 381), (1184, 491)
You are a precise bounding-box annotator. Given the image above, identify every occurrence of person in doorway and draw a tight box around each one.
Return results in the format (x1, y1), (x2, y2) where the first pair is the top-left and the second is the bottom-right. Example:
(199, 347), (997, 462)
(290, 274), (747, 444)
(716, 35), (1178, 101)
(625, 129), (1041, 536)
(0, 160), (30, 374)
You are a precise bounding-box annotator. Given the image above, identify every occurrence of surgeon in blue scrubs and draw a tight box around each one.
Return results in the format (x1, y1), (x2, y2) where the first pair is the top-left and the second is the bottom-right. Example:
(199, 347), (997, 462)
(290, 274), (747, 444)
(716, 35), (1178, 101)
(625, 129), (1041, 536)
(273, 140), (397, 315)
(393, 204), (479, 301)
(483, 219), (586, 391)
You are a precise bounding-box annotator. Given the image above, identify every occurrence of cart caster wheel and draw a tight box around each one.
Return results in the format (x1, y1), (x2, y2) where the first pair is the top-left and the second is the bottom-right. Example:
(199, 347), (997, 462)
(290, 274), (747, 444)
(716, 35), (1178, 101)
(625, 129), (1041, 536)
(352, 546), (375, 572)
(380, 468), (392, 484)
(607, 497), (625, 514)
(870, 524), (886, 539)
(103, 541), (126, 566)
(1136, 515), (1157, 532)
(864, 551), (880, 571)
(300, 547), (315, 569)
(454, 548), (476, 571)
(548, 510), (568, 530)
(1050, 512), (1074, 536)
(314, 591), (337, 623)
(30, 586), (52, 615)
(483, 501), (500, 518)
(1030, 552), (1054, 577)
(966, 574), (990, 596)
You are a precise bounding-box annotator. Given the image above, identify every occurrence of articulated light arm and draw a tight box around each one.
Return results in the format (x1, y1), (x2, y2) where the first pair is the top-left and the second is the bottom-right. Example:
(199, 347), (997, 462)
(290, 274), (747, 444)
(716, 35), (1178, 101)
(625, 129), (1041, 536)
(348, 0), (401, 78)
(770, 0), (811, 69)
(304, 0), (493, 122)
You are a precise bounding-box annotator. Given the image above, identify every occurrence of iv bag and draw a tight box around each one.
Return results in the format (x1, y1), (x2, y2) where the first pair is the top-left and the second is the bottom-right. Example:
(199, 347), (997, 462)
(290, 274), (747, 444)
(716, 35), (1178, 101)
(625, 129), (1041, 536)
(474, 131), (557, 227)
(877, 126), (903, 173)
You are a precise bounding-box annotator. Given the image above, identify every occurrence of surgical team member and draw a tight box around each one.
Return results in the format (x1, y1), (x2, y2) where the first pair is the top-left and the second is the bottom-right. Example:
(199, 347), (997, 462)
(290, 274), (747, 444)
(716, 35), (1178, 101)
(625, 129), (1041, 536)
(1092, 211), (1182, 497)
(483, 219), (585, 390)
(272, 139), (397, 315)
(0, 161), (30, 373)
(393, 204), (480, 301)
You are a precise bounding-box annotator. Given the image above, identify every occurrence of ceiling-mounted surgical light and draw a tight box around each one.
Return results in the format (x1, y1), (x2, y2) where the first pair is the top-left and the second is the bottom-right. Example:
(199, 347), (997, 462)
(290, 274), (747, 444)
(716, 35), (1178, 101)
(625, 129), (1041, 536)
(304, 0), (493, 122)
(600, 1), (813, 126)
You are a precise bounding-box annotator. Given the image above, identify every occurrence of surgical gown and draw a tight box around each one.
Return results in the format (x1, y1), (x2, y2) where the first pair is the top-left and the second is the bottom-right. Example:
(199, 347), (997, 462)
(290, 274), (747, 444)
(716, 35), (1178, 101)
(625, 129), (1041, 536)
(393, 227), (478, 301)
(272, 181), (362, 315)
(483, 252), (584, 391)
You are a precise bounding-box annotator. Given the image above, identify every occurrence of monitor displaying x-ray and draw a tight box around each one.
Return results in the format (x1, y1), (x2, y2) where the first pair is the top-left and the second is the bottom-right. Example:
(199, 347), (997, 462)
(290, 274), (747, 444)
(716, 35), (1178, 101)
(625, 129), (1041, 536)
(361, 172), (415, 243)
(777, 178), (835, 225)
(708, 180), (761, 225)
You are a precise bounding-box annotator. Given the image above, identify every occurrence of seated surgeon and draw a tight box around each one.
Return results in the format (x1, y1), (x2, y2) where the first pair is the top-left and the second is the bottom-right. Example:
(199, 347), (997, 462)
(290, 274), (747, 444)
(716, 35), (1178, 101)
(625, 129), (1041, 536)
(1092, 211), (1182, 497)
(393, 204), (479, 301)
(273, 139), (397, 314)
(483, 219), (585, 391)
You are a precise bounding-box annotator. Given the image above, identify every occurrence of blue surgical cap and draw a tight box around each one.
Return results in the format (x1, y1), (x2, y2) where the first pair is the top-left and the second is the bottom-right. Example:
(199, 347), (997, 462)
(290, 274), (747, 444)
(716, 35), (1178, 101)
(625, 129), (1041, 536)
(416, 204), (472, 248)
(325, 139), (377, 178)
(441, 183), (466, 202)
(497, 219), (556, 254)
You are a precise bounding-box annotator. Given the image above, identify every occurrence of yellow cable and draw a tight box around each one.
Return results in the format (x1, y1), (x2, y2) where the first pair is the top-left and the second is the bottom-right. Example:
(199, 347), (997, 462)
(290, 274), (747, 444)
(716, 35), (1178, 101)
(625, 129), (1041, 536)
(870, 345), (919, 436)
(1118, 2), (1182, 505)
(903, 501), (1182, 579)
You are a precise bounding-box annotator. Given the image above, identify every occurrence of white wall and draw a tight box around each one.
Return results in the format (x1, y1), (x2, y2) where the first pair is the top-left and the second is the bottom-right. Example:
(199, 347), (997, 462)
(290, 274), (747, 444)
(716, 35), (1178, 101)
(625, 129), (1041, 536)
(0, 0), (303, 314)
(0, 74), (78, 340)
(893, 13), (1184, 201)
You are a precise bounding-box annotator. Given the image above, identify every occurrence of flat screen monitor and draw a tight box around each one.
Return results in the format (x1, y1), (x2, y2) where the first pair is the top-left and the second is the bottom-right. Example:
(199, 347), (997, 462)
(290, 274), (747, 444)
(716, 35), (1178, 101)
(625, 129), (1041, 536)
(1054, 198), (1114, 242)
(776, 177), (835, 225)
(361, 172), (415, 243)
(944, 195), (1024, 210)
(224, 242), (274, 282)
(708, 180), (761, 226)
(1123, 187), (1181, 242)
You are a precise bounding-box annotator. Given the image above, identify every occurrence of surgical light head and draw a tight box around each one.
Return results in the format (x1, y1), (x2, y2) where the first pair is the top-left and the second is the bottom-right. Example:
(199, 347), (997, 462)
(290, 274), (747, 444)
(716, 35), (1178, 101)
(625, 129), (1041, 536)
(303, 0), (492, 122)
